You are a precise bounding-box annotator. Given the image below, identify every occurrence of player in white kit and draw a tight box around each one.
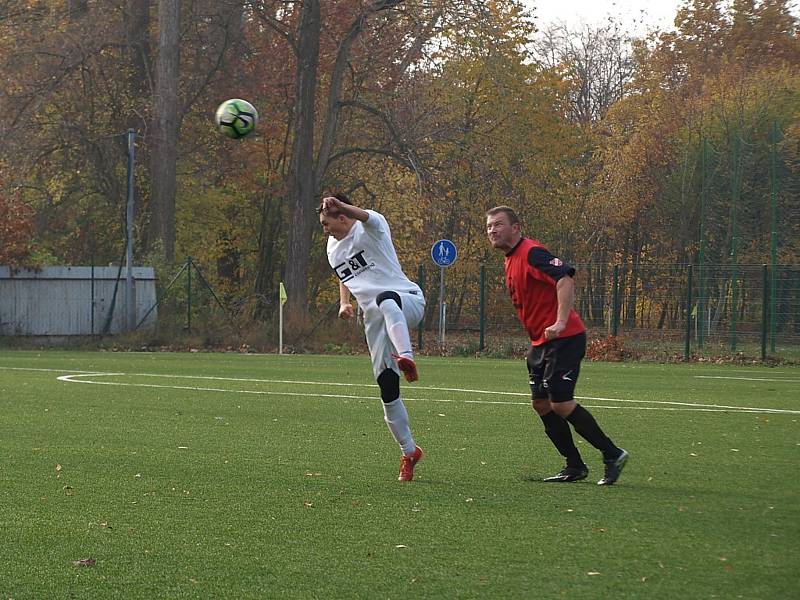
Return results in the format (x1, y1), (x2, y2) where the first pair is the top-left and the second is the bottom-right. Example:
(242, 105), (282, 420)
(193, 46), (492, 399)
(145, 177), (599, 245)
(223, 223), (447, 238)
(318, 194), (426, 481)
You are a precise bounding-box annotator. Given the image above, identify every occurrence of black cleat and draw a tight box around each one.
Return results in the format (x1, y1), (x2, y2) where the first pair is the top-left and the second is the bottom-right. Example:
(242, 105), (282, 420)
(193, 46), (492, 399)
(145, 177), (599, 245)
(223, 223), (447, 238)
(543, 466), (589, 482)
(597, 449), (629, 486)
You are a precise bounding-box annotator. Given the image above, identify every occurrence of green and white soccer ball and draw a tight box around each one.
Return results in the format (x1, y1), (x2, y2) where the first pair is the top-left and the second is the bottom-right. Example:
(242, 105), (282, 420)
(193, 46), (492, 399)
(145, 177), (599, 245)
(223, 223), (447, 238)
(214, 99), (258, 139)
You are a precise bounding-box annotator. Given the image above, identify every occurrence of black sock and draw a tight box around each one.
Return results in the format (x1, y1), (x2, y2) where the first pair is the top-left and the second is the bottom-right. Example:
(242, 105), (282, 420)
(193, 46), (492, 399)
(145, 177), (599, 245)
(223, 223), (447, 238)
(540, 411), (584, 468)
(565, 404), (620, 460)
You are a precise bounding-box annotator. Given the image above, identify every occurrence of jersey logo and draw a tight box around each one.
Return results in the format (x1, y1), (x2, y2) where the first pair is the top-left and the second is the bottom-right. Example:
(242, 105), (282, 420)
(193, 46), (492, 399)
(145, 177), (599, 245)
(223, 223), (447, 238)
(549, 258), (563, 267)
(334, 250), (369, 282)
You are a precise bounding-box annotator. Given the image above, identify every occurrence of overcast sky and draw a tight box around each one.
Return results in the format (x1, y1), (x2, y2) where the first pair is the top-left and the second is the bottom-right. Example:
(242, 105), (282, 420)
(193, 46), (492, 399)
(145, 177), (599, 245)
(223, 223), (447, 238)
(525, 0), (800, 36)
(523, 0), (683, 35)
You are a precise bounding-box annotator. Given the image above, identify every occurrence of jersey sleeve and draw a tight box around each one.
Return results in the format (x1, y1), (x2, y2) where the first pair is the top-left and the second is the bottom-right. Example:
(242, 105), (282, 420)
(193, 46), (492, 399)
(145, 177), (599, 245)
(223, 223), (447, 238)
(527, 247), (576, 281)
(362, 210), (388, 238)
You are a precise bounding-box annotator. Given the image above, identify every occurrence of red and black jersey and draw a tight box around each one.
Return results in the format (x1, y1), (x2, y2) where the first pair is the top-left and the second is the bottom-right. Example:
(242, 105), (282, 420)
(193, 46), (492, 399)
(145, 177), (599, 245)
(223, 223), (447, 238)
(504, 238), (585, 346)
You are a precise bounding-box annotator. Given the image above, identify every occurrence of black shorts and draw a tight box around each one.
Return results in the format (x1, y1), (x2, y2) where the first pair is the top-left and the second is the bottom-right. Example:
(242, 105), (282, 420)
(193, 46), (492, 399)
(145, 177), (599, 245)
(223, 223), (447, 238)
(527, 332), (586, 402)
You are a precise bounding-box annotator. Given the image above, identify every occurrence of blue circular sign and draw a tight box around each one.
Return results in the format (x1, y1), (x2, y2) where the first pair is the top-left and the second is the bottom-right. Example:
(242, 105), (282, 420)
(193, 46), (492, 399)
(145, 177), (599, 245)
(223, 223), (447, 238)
(431, 239), (457, 267)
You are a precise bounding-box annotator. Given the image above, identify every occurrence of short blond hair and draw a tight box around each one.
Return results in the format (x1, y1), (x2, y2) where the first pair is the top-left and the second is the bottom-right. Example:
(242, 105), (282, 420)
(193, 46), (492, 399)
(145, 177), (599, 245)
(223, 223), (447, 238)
(486, 205), (519, 225)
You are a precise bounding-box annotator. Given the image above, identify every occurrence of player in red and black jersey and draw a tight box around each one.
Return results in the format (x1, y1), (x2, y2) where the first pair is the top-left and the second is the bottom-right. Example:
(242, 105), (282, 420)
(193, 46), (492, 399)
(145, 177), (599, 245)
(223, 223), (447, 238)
(486, 206), (628, 485)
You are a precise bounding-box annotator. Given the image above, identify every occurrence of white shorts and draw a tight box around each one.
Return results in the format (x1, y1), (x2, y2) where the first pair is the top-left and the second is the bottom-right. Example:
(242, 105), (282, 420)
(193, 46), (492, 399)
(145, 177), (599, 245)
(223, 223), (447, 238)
(362, 291), (426, 379)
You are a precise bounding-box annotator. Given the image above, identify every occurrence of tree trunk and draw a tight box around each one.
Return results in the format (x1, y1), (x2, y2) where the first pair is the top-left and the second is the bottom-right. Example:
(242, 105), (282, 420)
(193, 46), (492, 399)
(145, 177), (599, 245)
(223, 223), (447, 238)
(149, 0), (181, 262)
(125, 0), (151, 96)
(253, 194), (284, 320)
(284, 0), (320, 320)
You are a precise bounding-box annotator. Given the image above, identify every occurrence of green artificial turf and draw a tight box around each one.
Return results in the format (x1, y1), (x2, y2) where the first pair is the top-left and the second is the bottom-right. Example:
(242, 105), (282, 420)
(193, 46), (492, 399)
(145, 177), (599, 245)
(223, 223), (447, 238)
(0, 351), (798, 599)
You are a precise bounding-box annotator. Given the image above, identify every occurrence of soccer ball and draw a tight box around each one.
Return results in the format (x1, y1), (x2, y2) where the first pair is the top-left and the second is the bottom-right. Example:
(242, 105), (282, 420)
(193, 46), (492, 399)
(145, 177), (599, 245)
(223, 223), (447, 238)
(214, 99), (258, 139)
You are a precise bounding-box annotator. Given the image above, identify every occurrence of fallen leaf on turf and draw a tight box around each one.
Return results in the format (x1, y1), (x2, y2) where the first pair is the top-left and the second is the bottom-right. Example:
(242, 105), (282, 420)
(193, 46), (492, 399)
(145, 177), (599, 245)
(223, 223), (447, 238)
(303, 501), (314, 508)
(56, 464), (62, 477)
(63, 485), (74, 496)
(72, 558), (96, 567)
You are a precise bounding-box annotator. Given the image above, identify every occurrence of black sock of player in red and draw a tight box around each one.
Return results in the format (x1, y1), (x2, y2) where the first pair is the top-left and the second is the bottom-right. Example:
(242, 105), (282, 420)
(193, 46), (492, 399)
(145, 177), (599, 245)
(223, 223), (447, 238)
(565, 404), (621, 461)
(540, 411), (585, 468)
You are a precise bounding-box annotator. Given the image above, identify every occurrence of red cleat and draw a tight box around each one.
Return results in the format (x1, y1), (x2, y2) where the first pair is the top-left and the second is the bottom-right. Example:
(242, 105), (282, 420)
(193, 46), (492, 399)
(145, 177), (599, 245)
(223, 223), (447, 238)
(392, 354), (418, 382)
(398, 446), (423, 482)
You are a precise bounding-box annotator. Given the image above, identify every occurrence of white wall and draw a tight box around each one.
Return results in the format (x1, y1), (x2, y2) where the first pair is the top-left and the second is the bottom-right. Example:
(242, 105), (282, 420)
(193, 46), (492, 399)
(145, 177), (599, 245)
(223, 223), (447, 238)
(0, 266), (157, 335)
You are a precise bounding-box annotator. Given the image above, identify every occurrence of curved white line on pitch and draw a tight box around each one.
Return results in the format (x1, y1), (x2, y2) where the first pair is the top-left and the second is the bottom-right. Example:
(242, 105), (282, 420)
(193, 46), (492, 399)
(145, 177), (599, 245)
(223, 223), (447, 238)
(48, 370), (800, 411)
(54, 372), (800, 415)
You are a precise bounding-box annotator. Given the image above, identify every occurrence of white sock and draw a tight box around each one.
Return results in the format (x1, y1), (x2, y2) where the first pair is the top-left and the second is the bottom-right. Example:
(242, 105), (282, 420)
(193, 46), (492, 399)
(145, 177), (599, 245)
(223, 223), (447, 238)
(382, 398), (416, 455)
(379, 300), (413, 358)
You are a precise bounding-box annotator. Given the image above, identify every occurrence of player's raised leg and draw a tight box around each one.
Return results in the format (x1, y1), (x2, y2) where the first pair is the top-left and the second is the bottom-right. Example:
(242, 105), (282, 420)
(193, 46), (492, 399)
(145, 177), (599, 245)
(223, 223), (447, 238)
(377, 290), (421, 382)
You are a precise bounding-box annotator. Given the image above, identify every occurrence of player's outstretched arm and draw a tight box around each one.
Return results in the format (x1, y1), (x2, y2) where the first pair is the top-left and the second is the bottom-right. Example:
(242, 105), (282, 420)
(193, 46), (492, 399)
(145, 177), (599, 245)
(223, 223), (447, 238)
(322, 196), (370, 222)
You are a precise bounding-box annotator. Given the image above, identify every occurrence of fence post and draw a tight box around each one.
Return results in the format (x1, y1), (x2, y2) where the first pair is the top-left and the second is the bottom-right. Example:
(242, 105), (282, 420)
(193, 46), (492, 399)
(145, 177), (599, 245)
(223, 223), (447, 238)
(769, 122), (780, 353)
(417, 264), (425, 351)
(186, 256), (192, 332)
(685, 264), (693, 361)
(90, 248), (95, 336)
(730, 131), (741, 353)
(761, 264), (768, 362)
(612, 264), (620, 337)
(698, 136), (709, 349)
(125, 129), (136, 332)
(479, 263), (486, 351)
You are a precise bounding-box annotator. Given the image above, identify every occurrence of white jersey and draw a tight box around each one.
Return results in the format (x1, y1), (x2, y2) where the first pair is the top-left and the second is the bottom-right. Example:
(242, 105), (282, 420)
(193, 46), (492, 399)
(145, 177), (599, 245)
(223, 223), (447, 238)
(326, 210), (422, 305)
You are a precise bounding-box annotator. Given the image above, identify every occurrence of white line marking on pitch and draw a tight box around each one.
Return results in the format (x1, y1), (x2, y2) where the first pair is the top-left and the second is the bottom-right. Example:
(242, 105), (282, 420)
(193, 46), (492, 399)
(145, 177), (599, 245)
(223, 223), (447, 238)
(693, 369), (794, 375)
(694, 375), (800, 383)
(45, 370), (800, 415)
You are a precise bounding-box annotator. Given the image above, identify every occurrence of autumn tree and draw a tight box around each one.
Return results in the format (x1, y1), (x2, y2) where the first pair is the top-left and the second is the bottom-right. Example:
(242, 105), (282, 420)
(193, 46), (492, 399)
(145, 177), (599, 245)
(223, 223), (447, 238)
(532, 22), (635, 125)
(241, 0), (448, 321)
(0, 186), (36, 266)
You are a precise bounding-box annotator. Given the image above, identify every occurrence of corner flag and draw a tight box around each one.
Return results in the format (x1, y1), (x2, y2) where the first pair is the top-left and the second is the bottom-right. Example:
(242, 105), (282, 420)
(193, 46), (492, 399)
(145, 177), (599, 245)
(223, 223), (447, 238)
(279, 282), (287, 305)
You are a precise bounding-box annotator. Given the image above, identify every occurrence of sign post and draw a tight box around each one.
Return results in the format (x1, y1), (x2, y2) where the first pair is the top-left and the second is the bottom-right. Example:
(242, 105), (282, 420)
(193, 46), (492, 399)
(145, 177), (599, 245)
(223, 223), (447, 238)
(430, 239), (457, 345)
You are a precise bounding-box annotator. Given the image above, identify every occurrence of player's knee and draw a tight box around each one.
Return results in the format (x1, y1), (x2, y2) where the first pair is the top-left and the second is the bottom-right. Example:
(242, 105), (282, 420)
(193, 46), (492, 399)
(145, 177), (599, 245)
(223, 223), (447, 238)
(531, 397), (551, 415)
(550, 399), (576, 417)
(377, 368), (400, 403)
(376, 291), (402, 311)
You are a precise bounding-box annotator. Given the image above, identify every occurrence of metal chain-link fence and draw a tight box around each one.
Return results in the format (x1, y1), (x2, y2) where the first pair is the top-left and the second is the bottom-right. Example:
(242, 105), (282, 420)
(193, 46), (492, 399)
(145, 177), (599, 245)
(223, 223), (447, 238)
(415, 262), (800, 360)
